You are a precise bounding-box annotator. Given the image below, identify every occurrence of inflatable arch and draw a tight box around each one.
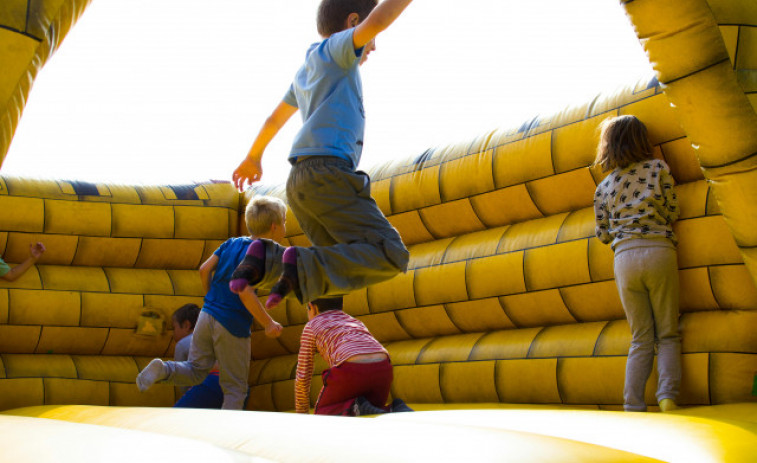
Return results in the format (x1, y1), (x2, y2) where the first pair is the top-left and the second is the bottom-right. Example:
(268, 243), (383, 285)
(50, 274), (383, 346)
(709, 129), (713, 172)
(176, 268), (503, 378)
(1, 0), (756, 461)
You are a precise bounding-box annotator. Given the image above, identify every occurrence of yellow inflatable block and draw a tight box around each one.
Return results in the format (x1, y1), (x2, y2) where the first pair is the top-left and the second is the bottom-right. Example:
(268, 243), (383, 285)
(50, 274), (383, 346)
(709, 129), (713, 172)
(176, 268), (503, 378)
(8, 288), (80, 326)
(71, 236), (141, 267)
(395, 304), (460, 338)
(497, 358), (562, 403)
(445, 297), (516, 332)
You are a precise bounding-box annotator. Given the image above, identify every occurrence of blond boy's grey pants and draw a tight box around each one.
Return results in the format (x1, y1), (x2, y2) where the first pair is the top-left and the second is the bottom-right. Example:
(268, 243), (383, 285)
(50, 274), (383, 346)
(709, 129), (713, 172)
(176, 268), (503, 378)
(163, 311), (250, 410)
(258, 156), (409, 303)
(613, 241), (681, 412)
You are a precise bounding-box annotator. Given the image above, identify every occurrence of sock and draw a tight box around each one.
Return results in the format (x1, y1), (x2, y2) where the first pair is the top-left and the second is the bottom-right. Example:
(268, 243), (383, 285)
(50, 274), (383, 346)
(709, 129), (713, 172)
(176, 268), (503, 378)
(659, 398), (678, 412)
(136, 358), (167, 392)
(266, 247), (299, 310)
(229, 240), (266, 293)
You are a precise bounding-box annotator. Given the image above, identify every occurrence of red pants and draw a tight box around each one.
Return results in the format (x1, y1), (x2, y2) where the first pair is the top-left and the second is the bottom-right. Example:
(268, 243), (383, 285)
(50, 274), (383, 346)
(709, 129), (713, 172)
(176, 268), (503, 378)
(314, 359), (393, 416)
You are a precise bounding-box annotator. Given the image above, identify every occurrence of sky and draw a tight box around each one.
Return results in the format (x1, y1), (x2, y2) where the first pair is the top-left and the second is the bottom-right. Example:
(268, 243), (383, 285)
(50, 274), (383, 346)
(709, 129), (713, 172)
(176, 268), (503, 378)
(3, 0), (654, 186)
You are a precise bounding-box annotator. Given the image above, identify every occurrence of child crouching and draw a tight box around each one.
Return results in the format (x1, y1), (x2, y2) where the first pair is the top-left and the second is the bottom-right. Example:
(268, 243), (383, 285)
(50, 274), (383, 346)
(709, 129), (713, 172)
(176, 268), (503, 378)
(295, 297), (412, 416)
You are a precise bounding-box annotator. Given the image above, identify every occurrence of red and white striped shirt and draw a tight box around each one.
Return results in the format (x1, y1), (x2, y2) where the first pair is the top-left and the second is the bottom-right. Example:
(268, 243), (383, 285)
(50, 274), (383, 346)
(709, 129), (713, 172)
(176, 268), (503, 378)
(295, 310), (388, 414)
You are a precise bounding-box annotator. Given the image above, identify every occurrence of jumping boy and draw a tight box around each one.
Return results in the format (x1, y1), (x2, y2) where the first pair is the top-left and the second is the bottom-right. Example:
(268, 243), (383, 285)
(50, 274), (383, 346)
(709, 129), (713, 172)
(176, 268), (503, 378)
(136, 196), (287, 410)
(230, 0), (412, 309)
(295, 297), (412, 415)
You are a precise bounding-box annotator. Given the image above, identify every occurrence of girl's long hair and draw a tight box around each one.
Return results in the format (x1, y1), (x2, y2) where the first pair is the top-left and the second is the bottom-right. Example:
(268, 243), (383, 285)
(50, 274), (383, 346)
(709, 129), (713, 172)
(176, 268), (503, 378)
(594, 115), (654, 172)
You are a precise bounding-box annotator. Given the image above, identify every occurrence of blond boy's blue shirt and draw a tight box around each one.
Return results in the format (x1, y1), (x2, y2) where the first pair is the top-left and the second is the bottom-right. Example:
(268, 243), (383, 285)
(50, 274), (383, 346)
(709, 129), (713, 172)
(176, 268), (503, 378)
(283, 28), (365, 169)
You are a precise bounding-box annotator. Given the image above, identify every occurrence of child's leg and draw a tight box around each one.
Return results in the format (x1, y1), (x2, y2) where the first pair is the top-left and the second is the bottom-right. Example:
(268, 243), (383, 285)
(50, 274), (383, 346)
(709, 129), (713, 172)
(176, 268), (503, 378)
(212, 321), (252, 410)
(173, 373), (224, 409)
(279, 157), (409, 304)
(647, 247), (681, 405)
(615, 249), (655, 412)
(230, 239), (287, 293)
(314, 360), (393, 416)
(164, 312), (217, 387)
(229, 240), (267, 292)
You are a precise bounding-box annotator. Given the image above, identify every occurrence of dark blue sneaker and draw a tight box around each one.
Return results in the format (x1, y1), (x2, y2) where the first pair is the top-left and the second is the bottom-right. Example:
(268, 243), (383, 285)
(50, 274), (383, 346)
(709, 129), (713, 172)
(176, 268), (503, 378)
(389, 398), (414, 413)
(352, 396), (387, 416)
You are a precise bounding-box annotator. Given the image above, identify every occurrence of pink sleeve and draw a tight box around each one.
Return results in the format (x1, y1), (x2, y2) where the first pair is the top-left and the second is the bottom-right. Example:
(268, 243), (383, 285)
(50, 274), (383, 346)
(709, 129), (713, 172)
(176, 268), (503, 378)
(294, 324), (316, 413)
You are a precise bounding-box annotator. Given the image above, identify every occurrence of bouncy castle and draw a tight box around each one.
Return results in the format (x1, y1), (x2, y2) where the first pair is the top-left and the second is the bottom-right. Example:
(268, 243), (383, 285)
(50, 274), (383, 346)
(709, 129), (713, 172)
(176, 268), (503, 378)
(0, 0), (756, 461)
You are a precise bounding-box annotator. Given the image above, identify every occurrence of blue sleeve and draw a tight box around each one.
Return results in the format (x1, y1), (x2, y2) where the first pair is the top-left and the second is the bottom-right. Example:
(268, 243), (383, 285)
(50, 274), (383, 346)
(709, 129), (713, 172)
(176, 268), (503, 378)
(283, 84), (298, 108)
(213, 239), (231, 257)
(325, 28), (361, 69)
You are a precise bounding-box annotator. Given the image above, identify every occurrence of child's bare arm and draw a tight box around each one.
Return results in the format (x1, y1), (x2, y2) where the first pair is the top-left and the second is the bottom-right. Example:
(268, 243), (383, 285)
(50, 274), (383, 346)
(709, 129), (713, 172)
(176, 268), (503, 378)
(353, 0), (413, 49)
(233, 101), (298, 191)
(239, 287), (283, 338)
(199, 254), (219, 294)
(0, 242), (46, 282)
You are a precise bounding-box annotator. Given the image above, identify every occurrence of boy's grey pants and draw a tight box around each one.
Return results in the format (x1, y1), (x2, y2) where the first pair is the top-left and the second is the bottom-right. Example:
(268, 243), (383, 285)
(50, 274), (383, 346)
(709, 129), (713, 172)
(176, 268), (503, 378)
(163, 312), (250, 410)
(613, 240), (681, 412)
(259, 156), (409, 303)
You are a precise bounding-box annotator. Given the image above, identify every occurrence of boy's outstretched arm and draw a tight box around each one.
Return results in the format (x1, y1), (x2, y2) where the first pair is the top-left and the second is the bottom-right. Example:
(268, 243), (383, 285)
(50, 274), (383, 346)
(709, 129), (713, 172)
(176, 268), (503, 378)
(232, 101), (298, 191)
(0, 242), (46, 282)
(240, 287), (283, 338)
(353, 0), (413, 49)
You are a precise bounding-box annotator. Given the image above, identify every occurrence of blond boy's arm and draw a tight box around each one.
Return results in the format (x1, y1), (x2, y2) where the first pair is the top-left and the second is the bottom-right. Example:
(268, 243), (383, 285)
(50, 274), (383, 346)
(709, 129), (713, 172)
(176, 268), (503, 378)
(199, 254), (219, 295)
(239, 288), (283, 338)
(353, 0), (413, 49)
(233, 101), (298, 191)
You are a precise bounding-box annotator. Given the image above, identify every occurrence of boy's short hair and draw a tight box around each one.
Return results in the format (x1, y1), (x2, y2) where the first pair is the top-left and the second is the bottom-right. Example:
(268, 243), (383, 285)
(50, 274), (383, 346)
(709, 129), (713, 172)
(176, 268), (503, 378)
(594, 115), (655, 172)
(244, 196), (287, 237)
(317, 0), (377, 37)
(310, 297), (343, 313)
(172, 303), (201, 329)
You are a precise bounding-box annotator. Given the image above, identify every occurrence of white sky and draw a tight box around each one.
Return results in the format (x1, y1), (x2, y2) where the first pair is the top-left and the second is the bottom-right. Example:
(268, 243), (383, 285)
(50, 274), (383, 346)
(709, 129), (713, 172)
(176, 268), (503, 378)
(3, 0), (653, 186)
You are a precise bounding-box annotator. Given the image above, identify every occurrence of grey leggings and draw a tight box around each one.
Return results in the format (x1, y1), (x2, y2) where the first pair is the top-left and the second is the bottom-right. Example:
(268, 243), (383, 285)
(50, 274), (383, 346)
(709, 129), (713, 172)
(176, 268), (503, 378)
(614, 242), (681, 411)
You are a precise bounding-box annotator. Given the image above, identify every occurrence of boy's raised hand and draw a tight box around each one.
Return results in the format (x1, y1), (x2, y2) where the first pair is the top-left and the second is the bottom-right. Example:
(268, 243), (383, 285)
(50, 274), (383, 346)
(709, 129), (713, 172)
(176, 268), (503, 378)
(233, 158), (263, 191)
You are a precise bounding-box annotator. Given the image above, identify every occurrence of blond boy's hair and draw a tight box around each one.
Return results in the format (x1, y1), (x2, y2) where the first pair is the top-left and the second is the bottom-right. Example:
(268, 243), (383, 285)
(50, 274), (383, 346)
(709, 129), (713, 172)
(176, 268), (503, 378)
(244, 196), (287, 237)
(594, 115), (655, 172)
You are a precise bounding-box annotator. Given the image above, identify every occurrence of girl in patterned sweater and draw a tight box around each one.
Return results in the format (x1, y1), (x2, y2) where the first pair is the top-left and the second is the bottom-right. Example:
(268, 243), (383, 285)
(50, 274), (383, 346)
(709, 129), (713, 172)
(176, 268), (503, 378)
(594, 115), (681, 413)
(295, 297), (412, 415)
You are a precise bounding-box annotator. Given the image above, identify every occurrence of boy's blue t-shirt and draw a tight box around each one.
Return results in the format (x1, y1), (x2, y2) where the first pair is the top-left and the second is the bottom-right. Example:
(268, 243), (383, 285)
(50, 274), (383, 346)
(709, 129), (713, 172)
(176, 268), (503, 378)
(202, 237), (254, 338)
(283, 28), (365, 169)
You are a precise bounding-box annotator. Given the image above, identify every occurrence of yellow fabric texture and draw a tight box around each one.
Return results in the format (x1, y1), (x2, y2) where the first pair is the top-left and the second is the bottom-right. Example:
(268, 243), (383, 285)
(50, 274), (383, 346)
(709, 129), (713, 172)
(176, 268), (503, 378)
(0, 0), (756, 461)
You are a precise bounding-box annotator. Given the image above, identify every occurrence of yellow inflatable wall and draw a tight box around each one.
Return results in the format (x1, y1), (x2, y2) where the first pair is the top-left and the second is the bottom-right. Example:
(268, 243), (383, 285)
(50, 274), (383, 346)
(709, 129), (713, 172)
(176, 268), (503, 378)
(0, 0), (756, 461)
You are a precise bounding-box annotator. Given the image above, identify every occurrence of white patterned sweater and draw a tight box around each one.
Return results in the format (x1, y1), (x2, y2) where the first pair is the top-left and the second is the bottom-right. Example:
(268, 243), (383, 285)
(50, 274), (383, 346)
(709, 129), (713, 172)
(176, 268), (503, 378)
(594, 159), (679, 250)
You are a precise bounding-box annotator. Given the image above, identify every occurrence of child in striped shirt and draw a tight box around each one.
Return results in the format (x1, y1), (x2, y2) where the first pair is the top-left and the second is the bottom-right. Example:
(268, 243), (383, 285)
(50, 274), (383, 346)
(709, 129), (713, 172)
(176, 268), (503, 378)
(295, 297), (412, 416)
